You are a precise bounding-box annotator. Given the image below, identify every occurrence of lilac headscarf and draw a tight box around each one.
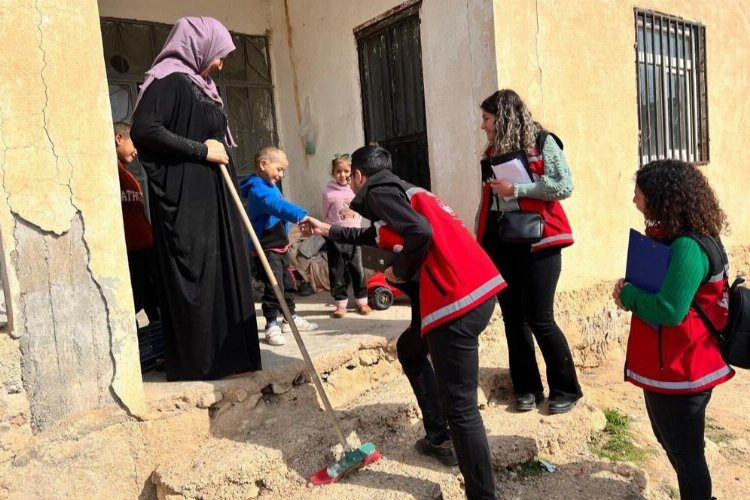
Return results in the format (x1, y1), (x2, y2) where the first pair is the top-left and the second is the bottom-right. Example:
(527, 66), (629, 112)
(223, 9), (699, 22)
(135, 16), (237, 146)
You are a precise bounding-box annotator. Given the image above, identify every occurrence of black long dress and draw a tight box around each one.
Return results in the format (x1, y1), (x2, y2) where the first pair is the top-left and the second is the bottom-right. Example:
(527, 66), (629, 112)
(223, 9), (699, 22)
(131, 73), (261, 381)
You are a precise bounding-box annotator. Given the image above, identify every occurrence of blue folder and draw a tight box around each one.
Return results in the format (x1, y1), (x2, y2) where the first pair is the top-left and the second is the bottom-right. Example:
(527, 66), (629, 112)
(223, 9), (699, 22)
(625, 229), (671, 293)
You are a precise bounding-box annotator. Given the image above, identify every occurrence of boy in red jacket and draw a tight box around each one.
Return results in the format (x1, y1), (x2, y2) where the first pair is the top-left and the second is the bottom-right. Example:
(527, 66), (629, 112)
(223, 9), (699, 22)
(303, 145), (504, 500)
(114, 122), (160, 322)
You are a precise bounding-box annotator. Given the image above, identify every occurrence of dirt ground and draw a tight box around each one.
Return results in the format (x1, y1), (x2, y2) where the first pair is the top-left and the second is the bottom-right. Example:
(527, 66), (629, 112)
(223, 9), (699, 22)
(148, 306), (750, 500)
(580, 354), (750, 500)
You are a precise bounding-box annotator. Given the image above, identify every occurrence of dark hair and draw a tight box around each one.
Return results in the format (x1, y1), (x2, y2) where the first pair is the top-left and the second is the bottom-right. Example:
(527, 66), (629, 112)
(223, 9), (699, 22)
(331, 153), (351, 173)
(636, 159), (728, 240)
(480, 91), (501, 115)
(113, 121), (131, 137)
(350, 145), (392, 177)
(480, 89), (542, 154)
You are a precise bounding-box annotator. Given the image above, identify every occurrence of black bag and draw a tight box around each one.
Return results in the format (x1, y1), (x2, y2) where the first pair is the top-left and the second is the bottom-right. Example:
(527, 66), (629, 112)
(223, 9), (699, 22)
(487, 148), (543, 243)
(496, 211), (544, 243)
(485, 132), (564, 244)
(688, 235), (750, 369)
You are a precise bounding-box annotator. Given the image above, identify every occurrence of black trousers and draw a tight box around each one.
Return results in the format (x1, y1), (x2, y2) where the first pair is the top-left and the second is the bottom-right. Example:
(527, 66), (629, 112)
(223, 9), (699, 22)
(254, 250), (296, 323)
(644, 389), (713, 500)
(127, 247), (160, 322)
(325, 240), (367, 301)
(482, 220), (582, 401)
(398, 288), (497, 499)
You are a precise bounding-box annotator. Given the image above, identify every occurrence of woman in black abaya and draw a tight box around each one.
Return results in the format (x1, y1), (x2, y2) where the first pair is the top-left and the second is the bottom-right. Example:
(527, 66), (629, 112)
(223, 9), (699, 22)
(131, 16), (261, 380)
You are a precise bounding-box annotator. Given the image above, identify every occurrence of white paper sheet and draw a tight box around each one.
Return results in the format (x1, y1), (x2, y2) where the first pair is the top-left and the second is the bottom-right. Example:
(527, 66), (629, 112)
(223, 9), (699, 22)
(491, 158), (532, 200)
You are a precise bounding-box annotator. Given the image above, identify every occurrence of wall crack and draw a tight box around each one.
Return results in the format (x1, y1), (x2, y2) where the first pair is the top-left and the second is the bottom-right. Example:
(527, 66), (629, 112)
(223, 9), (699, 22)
(34, 0), (76, 209)
(534, 0), (544, 110)
(75, 213), (137, 418)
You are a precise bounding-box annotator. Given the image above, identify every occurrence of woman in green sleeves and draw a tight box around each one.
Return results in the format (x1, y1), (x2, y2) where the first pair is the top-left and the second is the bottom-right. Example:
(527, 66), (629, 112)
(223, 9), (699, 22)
(613, 159), (734, 500)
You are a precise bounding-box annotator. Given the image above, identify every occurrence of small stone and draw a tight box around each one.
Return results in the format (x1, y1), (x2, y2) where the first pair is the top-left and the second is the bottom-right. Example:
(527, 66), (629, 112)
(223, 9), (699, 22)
(197, 391), (222, 409)
(245, 393), (263, 410)
(358, 351), (379, 366)
(271, 383), (290, 395)
(9, 415), (26, 427)
(235, 390), (248, 403)
(5, 382), (21, 394)
(245, 484), (260, 498)
(12, 453), (30, 467)
(477, 387), (489, 408)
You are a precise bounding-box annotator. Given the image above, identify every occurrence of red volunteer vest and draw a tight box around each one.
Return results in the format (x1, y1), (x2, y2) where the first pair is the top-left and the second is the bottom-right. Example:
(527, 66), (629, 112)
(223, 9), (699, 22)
(625, 268), (734, 394)
(476, 146), (574, 251)
(375, 186), (506, 334)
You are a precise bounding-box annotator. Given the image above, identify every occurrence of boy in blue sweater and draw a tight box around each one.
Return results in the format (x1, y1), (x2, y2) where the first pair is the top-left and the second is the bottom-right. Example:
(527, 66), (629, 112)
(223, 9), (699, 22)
(239, 146), (319, 346)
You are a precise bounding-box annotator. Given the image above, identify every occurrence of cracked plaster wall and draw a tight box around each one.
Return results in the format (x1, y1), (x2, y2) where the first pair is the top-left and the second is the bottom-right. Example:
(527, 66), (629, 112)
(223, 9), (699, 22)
(0, 0), (145, 437)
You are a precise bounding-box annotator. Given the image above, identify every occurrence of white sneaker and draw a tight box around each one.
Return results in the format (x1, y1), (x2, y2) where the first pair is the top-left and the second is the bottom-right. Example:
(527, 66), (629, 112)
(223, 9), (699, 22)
(281, 316), (319, 333)
(264, 325), (286, 346)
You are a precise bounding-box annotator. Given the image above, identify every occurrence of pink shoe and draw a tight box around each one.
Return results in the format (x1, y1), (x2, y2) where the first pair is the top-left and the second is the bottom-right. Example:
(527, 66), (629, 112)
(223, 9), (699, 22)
(357, 304), (373, 316)
(333, 307), (347, 318)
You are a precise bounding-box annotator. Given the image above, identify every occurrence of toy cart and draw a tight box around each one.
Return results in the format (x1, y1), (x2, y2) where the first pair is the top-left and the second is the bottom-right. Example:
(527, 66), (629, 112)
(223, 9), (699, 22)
(367, 272), (406, 310)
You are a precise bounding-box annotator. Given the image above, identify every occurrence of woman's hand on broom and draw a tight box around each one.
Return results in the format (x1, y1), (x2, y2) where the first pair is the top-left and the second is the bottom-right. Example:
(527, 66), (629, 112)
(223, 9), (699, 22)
(204, 139), (229, 165)
(300, 216), (331, 237)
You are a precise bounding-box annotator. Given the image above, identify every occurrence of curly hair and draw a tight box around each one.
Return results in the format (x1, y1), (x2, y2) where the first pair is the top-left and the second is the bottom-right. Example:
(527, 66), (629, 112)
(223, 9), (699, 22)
(636, 159), (728, 240)
(480, 89), (543, 155)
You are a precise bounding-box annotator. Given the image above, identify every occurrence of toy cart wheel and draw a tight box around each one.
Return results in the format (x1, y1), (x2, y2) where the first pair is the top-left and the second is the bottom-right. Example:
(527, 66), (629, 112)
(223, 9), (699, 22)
(370, 286), (394, 310)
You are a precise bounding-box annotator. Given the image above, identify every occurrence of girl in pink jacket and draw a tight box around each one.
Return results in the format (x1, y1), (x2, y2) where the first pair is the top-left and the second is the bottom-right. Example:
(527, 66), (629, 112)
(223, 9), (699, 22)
(322, 154), (371, 317)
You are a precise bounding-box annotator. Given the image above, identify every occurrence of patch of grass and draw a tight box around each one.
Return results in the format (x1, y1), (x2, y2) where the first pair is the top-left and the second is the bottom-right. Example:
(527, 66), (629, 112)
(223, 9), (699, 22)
(705, 416), (734, 444)
(513, 458), (544, 479)
(590, 408), (649, 463)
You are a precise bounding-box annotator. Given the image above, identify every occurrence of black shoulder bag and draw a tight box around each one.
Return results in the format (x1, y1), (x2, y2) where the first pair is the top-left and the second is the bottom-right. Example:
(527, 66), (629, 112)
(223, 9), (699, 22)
(688, 234), (750, 369)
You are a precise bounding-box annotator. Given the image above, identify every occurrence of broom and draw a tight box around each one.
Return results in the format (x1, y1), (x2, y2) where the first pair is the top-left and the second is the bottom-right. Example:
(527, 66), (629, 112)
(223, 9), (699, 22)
(218, 163), (381, 484)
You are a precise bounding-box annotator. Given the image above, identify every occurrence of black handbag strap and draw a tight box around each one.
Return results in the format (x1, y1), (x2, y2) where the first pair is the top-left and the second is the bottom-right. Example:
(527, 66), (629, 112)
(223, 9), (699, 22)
(692, 298), (725, 343)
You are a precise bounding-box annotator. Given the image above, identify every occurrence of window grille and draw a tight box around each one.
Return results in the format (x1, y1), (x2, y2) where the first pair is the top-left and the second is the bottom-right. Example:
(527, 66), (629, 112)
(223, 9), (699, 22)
(635, 10), (709, 165)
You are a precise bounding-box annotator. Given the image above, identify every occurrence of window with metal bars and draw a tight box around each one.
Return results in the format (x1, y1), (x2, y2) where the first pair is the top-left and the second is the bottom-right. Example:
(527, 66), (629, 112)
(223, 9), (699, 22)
(635, 10), (709, 165)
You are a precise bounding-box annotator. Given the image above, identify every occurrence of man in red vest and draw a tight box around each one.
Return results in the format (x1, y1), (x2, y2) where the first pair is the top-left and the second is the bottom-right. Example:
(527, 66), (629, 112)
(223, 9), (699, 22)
(302, 145), (504, 500)
(114, 122), (160, 323)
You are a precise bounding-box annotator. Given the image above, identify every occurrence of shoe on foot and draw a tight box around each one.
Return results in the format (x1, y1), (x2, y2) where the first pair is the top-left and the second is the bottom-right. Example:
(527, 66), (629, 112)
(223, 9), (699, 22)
(515, 392), (544, 412)
(357, 304), (373, 315)
(281, 315), (319, 332)
(548, 396), (578, 414)
(415, 437), (458, 467)
(333, 307), (347, 318)
(265, 324), (286, 346)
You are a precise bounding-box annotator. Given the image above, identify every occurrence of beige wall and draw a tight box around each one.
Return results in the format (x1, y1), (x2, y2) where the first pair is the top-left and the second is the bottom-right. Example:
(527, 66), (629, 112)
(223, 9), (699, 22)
(495, 0), (750, 290)
(274, 0), (403, 219)
(420, 0), (498, 222)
